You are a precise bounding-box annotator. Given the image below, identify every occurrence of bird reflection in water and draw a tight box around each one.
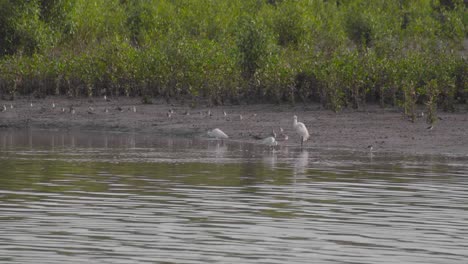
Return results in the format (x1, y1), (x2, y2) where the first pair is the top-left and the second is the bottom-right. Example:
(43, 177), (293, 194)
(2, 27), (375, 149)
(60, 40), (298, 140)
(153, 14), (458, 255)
(294, 150), (309, 176)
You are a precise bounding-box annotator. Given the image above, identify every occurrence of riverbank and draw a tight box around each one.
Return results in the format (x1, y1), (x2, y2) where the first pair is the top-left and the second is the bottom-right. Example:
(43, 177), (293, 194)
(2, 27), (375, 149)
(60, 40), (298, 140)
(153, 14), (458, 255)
(0, 97), (467, 156)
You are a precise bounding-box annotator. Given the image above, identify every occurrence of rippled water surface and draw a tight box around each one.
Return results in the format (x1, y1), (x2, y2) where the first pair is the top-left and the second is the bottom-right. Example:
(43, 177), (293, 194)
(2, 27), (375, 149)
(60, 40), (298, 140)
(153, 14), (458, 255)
(1, 129), (467, 264)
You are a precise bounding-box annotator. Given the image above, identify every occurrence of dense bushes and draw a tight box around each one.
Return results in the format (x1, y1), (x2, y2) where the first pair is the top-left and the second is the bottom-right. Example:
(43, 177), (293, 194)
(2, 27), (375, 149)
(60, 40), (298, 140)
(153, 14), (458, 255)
(0, 0), (466, 113)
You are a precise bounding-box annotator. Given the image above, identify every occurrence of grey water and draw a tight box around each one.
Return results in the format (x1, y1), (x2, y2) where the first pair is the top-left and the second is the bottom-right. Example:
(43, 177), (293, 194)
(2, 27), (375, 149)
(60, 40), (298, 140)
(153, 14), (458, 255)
(0, 129), (467, 264)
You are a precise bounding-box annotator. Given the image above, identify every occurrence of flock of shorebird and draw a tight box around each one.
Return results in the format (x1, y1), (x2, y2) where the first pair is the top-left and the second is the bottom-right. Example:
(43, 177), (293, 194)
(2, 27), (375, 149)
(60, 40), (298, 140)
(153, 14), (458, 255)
(1, 96), (311, 148)
(207, 114), (310, 148)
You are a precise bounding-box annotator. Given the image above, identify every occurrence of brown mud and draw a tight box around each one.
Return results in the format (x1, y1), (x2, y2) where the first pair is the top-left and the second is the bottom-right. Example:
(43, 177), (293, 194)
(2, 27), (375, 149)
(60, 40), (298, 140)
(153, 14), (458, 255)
(1, 96), (467, 156)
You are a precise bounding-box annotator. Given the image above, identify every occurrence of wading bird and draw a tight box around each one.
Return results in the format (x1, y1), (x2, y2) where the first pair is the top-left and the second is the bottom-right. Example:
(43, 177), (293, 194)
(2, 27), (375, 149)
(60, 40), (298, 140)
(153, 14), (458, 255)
(207, 128), (229, 139)
(293, 115), (309, 148)
(261, 136), (278, 147)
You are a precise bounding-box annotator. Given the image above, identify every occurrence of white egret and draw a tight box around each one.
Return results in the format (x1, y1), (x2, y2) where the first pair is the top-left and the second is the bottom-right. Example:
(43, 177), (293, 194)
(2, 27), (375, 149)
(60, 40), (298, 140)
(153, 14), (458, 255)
(293, 115), (310, 148)
(1, 105), (6, 112)
(261, 136), (278, 147)
(207, 128), (229, 139)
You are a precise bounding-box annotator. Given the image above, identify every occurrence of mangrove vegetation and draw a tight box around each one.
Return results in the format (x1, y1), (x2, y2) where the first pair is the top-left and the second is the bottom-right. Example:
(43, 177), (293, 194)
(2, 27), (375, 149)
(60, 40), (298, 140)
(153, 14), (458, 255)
(0, 0), (467, 116)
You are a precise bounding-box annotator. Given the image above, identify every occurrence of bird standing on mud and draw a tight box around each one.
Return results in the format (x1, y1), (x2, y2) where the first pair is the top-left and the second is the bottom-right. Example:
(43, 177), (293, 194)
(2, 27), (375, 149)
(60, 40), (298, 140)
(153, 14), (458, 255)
(207, 128), (229, 139)
(261, 136), (278, 147)
(293, 115), (309, 148)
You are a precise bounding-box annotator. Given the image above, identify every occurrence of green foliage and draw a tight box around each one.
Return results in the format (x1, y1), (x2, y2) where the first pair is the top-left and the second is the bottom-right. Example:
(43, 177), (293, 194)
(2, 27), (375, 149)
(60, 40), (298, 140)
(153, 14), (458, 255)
(425, 79), (439, 124)
(236, 15), (270, 80)
(271, 2), (304, 47)
(0, 0), (466, 112)
(0, 0), (54, 56)
(344, 8), (373, 49)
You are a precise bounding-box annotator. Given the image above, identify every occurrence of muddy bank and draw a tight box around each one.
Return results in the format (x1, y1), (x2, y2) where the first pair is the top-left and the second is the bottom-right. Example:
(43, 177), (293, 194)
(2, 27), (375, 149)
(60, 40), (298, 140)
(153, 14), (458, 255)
(0, 96), (467, 156)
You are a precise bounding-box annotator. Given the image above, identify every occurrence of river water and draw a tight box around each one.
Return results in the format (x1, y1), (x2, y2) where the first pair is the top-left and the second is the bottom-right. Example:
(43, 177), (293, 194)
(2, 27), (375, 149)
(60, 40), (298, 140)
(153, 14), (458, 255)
(0, 129), (467, 264)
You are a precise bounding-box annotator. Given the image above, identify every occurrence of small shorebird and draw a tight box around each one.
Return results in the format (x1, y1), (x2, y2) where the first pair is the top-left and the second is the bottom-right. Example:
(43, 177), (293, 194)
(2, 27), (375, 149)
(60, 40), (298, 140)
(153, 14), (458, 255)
(207, 128), (229, 139)
(293, 115), (310, 148)
(277, 127), (289, 141)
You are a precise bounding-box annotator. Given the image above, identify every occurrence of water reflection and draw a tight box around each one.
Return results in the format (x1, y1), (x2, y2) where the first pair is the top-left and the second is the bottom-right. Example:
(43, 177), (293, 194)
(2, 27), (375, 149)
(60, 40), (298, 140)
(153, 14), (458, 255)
(262, 151), (277, 169)
(294, 150), (309, 175)
(1, 129), (468, 264)
(207, 141), (228, 162)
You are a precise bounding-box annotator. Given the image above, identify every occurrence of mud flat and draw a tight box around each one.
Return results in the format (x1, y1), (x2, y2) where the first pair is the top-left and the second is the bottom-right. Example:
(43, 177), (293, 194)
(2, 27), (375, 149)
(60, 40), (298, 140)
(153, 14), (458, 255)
(1, 97), (467, 156)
